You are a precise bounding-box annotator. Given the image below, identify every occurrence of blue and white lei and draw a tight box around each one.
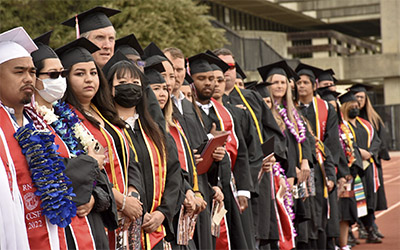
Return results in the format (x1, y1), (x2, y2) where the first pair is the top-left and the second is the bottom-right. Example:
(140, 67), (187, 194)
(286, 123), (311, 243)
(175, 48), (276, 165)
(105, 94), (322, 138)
(14, 123), (76, 228)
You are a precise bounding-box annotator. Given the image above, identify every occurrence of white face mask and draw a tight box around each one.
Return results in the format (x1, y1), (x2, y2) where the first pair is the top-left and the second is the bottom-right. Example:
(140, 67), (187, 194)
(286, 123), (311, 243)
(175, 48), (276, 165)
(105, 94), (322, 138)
(36, 76), (67, 104)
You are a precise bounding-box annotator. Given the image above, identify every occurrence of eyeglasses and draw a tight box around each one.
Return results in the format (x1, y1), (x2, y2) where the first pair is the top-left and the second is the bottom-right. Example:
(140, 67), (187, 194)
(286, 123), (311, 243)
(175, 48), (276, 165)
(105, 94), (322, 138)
(38, 70), (69, 79)
(227, 63), (235, 70)
(130, 59), (146, 68)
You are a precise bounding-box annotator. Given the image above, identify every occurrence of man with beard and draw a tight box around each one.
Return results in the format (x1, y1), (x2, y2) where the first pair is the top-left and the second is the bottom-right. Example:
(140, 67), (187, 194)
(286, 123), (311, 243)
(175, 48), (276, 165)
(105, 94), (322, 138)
(62, 6), (120, 68)
(188, 52), (251, 250)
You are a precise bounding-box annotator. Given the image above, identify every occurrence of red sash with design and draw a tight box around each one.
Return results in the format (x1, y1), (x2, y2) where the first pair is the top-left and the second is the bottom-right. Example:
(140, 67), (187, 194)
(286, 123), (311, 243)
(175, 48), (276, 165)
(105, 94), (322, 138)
(138, 120), (167, 249)
(313, 97), (328, 141)
(32, 107), (96, 250)
(0, 106), (67, 250)
(357, 117), (380, 192)
(210, 98), (239, 169)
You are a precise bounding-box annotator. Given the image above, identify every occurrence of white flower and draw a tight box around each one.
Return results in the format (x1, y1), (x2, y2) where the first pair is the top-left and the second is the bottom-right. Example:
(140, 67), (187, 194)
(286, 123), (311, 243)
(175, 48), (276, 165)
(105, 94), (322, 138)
(35, 103), (58, 124)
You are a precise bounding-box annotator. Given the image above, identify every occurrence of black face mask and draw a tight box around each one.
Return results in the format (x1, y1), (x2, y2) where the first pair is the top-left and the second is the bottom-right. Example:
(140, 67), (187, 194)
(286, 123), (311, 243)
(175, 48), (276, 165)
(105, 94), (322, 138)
(114, 84), (143, 108)
(348, 108), (360, 119)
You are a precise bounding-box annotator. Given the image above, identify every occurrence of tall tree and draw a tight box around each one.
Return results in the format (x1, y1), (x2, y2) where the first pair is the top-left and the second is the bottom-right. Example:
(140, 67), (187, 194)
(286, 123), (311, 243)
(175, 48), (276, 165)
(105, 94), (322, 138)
(0, 0), (227, 55)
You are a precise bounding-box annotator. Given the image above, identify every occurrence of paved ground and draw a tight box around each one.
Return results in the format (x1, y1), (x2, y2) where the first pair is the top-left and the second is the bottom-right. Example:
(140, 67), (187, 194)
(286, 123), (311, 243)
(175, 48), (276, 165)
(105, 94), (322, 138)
(352, 151), (400, 250)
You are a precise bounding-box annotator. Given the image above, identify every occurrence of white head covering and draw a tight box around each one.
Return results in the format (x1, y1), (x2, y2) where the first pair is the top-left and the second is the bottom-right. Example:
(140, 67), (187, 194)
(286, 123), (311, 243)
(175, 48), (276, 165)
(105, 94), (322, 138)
(0, 27), (37, 65)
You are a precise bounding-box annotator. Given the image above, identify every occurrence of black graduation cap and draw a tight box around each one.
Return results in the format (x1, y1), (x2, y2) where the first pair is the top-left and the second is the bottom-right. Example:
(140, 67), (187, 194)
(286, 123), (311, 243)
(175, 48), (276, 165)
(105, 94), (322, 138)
(204, 50), (230, 73)
(62, 6), (120, 34)
(102, 50), (131, 79)
(188, 53), (227, 75)
(317, 69), (335, 82)
(31, 31), (58, 67)
(143, 42), (170, 67)
(143, 42), (166, 59)
(257, 60), (292, 82)
(236, 62), (246, 80)
(55, 37), (100, 69)
(317, 86), (339, 102)
(295, 63), (323, 82)
(346, 83), (373, 93)
(144, 62), (165, 84)
(245, 81), (271, 97)
(115, 34), (144, 57)
(339, 91), (357, 105)
(287, 65), (300, 82)
(184, 72), (193, 85)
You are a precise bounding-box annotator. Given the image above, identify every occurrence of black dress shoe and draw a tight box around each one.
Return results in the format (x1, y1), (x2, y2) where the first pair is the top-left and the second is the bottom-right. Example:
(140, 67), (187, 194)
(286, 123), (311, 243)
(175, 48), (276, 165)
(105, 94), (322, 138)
(358, 225), (368, 239)
(374, 228), (384, 238)
(366, 227), (382, 243)
(348, 230), (360, 245)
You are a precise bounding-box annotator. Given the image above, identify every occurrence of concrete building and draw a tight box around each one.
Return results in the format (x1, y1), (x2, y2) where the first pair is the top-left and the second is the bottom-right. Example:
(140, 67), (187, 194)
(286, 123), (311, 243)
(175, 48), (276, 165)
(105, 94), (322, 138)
(202, 0), (400, 105)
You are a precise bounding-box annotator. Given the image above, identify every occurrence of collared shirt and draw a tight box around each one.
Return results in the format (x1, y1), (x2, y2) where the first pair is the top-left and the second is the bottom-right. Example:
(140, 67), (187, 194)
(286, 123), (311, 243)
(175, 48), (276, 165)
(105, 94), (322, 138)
(171, 91), (186, 115)
(124, 113), (139, 132)
(196, 101), (213, 116)
(2, 105), (29, 129)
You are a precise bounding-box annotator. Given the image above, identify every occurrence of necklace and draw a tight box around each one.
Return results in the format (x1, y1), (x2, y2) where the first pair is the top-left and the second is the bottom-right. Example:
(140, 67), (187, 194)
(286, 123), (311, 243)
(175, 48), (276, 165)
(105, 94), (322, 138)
(14, 123), (76, 227)
(275, 102), (306, 143)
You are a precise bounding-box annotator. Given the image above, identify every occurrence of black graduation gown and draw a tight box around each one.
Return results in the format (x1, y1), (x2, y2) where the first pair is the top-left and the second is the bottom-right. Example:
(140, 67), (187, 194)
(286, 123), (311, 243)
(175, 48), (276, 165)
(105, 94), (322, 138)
(224, 103), (257, 249)
(360, 108), (391, 161)
(199, 105), (249, 250)
(172, 99), (214, 250)
(349, 119), (386, 211)
(224, 89), (281, 243)
(126, 120), (183, 249)
(64, 155), (118, 250)
(104, 123), (144, 199)
(301, 102), (341, 239)
(359, 110), (389, 210)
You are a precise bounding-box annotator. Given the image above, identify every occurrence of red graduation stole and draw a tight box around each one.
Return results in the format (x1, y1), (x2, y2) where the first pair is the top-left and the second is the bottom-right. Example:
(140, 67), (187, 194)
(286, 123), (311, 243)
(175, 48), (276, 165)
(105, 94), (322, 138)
(138, 120), (167, 249)
(210, 98), (239, 169)
(356, 117), (380, 192)
(0, 106), (67, 250)
(312, 97), (328, 141)
(75, 109), (126, 194)
(169, 120), (200, 192)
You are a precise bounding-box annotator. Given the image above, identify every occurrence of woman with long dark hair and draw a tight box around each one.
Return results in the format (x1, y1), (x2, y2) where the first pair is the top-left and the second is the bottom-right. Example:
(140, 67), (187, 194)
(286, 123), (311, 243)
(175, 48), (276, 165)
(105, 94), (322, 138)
(104, 56), (182, 249)
(57, 38), (143, 249)
(31, 33), (115, 250)
(340, 92), (383, 244)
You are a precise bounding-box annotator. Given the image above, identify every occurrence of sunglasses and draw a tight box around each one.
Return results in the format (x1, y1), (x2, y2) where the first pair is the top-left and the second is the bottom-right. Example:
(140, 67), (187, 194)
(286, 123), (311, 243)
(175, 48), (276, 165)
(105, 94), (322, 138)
(38, 70), (69, 79)
(227, 63), (235, 70)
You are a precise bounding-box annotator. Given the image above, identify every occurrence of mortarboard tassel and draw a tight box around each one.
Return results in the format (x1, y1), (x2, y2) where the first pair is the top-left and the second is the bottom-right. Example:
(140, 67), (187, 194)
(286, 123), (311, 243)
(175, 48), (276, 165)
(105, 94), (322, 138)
(75, 15), (80, 39)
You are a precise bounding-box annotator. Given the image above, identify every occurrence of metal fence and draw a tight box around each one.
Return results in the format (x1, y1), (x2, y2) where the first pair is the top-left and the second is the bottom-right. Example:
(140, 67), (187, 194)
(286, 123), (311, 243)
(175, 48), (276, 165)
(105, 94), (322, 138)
(212, 20), (284, 71)
(374, 104), (400, 151)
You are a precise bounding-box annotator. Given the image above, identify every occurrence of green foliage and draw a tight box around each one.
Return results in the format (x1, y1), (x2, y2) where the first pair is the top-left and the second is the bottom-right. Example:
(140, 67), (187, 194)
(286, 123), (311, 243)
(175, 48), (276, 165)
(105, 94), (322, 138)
(0, 0), (227, 56)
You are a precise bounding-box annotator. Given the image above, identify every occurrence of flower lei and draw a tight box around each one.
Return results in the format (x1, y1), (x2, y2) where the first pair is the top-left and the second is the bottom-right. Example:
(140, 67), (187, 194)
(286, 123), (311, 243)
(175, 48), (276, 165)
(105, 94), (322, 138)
(338, 123), (355, 167)
(14, 123), (76, 227)
(275, 102), (306, 143)
(35, 102), (84, 157)
(272, 162), (296, 236)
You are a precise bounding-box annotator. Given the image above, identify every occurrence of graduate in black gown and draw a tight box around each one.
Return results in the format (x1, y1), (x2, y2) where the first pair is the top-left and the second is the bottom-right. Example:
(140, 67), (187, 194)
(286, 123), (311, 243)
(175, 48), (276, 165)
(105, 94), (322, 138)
(295, 63), (340, 249)
(339, 92), (384, 244)
(33, 32), (118, 249)
(163, 49), (214, 249)
(210, 55), (258, 250)
(188, 52), (251, 250)
(348, 84), (388, 216)
(214, 48), (281, 249)
(317, 87), (359, 249)
(104, 57), (183, 249)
